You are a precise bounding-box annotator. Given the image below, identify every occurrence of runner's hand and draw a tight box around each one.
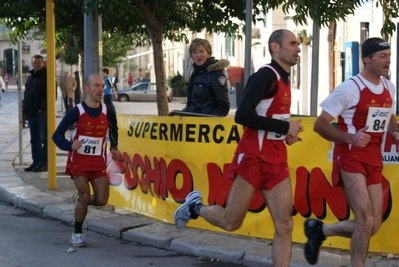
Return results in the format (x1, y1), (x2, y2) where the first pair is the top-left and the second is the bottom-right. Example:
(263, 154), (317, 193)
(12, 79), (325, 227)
(71, 139), (83, 150)
(110, 148), (120, 160)
(285, 134), (302, 146)
(350, 126), (371, 148)
(287, 119), (303, 137)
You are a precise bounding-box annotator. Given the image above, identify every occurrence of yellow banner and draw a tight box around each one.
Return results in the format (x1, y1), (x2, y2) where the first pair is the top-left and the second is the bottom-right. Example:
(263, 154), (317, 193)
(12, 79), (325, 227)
(106, 115), (399, 254)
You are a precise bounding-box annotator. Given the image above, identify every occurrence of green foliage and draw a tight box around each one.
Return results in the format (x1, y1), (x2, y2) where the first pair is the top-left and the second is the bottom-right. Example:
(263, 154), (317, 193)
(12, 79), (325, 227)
(281, 0), (399, 37)
(167, 73), (187, 97)
(1, 1), (398, 46)
(102, 32), (134, 67)
(1, 0), (399, 115)
(82, 0), (283, 43)
(21, 61), (30, 73)
(58, 34), (79, 65)
(15, 59), (31, 74)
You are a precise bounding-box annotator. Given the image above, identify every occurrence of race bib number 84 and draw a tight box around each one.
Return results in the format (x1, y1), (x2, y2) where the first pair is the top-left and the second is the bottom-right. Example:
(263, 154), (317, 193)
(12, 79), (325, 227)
(366, 107), (391, 133)
(76, 135), (103, 156)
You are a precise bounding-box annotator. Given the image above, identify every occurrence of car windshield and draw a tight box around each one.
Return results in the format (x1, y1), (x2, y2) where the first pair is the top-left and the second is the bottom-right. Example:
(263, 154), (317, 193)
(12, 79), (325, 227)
(134, 84), (148, 91)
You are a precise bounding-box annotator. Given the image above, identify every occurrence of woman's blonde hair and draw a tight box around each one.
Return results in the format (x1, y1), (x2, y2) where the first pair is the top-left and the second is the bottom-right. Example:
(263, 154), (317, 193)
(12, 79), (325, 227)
(189, 38), (212, 57)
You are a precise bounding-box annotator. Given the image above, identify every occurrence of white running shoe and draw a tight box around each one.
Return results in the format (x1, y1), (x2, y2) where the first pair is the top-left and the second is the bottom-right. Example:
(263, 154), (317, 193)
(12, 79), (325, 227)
(174, 191), (203, 229)
(70, 233), (87, 247)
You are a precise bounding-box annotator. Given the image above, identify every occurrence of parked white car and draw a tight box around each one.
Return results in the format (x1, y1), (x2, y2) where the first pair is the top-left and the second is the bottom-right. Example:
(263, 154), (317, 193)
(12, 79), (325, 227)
(116, 82), (173, 102)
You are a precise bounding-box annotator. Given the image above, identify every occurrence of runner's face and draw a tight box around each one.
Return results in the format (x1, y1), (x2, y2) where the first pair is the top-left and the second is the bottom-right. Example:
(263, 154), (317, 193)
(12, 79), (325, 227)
(276, 32), (301, 69)
(368, 49), (391, 77)
(86, 77), (105, 103)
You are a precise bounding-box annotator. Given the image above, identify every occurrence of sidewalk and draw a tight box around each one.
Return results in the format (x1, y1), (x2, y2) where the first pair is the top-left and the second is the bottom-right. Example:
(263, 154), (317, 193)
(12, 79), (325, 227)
(0, 87), (397, 266)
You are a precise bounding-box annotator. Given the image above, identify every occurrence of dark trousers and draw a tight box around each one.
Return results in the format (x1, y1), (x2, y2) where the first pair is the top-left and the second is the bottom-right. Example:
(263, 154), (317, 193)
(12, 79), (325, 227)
(64, 97), (74, 112)
(68, 98), (74, 110)
(63, 97), (68, 111)
(27, 112), (48, 167)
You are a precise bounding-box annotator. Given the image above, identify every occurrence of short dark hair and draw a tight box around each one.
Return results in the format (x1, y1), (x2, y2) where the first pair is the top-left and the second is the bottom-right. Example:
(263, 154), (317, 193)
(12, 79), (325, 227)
(102, 68), (109, 75)
(32, 55), (44, 61)
(268, 30), (287, 56)
(84, 74), (98, 85)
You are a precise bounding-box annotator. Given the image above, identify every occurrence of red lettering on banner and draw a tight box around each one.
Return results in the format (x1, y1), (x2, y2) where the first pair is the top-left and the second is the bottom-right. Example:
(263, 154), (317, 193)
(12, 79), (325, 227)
(381, 176), (392, 221)
(106, 151), (393, 221)
(206, 163), (232, 208)
(106, 152), (124, 186)
(383, 122), (399, 152)
(294, 166), (392, 221)
(142, 155), (161, 196)
(107, 153), (194, 201)
(167, 159), (194, 202)
(295, 167), (350, 220)
(123, 153), (140, 189)
(206, 163), (265, 212)
(293, 166), (311, 217)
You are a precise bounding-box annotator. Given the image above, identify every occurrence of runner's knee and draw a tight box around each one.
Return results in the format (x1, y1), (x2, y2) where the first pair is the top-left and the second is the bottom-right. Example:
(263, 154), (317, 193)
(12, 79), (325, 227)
(274, 217), (293, 235)
(78, 192), (91, 205)
(94, 195), (108, 206)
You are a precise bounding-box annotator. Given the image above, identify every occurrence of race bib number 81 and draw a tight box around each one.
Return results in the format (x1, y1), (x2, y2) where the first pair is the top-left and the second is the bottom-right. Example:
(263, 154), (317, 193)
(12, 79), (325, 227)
(366, 107), (391, 133)
(76, 135), (103, 156)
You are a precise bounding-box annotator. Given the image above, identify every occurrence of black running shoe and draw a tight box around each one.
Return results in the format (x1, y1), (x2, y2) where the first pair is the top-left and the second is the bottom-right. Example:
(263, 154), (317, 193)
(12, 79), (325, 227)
(304, 218), (325, 265)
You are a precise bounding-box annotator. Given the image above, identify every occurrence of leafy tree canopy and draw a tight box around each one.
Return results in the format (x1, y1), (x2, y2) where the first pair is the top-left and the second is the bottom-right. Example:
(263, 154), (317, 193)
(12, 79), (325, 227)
(1, 0), (398, 115)
(280, 0), (399, 37)
(1, 0), (397, 44)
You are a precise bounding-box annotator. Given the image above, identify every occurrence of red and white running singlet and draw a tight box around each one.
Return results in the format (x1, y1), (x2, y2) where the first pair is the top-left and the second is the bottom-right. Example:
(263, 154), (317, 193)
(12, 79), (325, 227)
(334, 75), (393, 166)
(67, 103), (109, 171)
(235, 64), (291, 164)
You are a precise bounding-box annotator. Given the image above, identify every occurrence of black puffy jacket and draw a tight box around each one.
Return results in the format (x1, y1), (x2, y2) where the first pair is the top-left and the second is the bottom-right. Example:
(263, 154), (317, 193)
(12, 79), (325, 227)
(183, 57), (230, 117)
(22, 67), (47, 119)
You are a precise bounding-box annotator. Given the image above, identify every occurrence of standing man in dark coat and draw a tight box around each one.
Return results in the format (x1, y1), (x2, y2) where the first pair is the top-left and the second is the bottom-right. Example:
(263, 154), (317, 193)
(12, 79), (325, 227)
(22, 55), (48, 172)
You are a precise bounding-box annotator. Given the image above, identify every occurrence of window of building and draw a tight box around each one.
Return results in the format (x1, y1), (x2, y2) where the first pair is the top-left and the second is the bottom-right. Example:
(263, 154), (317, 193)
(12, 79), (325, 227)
(224, 35), (235, 57)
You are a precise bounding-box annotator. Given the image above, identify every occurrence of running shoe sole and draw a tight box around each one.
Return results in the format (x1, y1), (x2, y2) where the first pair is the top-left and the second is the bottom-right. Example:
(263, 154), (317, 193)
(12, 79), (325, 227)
(173, 191), (201, 229)
(70, 240), (87, 247)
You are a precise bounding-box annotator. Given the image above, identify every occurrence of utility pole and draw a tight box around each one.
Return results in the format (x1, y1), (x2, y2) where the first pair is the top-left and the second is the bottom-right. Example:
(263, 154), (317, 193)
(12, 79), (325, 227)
(310, 23), (320, 116)
(84, 0), (103, 79)
(17, 41), (23, 166)
(244, 0), (253, 87)
(46, 0), (57, 189)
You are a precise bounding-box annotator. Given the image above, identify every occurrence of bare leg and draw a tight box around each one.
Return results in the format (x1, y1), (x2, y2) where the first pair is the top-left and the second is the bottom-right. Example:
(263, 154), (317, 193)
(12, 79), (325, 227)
(368, 183), (383, 235)
(262, 178), (293, 267)
(199, 175), (255, 231)
(73, 176), (109, 223)
(339, 170), (381, 267)
(90, 176), (109, 206)
(73, 176), (90, 222)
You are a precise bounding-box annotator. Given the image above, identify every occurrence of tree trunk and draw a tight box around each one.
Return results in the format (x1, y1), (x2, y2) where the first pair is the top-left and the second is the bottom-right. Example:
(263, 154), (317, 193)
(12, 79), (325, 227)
(151, 32), (169, 116)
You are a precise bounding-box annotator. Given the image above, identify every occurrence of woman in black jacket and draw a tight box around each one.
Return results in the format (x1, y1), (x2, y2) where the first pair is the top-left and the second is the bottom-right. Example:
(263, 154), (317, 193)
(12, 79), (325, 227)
(183, 38), (230, 117)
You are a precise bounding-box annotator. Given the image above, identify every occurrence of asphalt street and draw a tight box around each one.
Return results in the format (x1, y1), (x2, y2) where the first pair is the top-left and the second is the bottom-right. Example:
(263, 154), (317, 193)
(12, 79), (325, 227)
(0, 200), (244, 267)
